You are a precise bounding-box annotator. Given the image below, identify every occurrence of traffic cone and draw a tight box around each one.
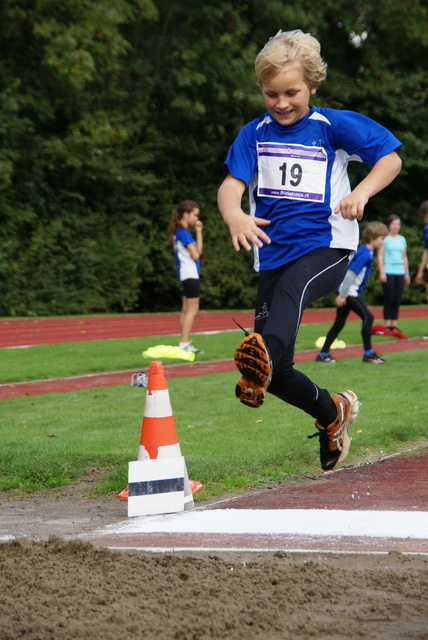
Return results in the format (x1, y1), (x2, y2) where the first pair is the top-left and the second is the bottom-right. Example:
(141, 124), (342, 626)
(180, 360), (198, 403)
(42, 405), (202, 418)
(119, 361), (203, 516)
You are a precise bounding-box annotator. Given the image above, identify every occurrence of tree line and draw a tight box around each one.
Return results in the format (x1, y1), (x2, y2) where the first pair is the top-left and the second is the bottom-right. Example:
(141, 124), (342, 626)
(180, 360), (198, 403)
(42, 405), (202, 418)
(0, 0), (427, 316)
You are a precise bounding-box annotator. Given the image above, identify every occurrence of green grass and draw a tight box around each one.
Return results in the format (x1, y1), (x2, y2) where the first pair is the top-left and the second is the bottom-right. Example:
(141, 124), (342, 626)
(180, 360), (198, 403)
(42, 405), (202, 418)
(2, 316), (427, 384)
(0, 347), (427, 499)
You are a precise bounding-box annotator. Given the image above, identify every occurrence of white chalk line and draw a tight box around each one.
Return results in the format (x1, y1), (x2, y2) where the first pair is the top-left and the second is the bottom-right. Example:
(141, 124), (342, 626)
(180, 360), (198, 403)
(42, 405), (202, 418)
(95, 508), (428, 541)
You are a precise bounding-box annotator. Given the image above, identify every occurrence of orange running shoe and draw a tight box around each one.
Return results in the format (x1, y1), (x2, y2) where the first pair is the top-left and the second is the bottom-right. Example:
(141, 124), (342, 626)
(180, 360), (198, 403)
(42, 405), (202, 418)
(312, 390), (360, 471)
(234, 333), (272, 408)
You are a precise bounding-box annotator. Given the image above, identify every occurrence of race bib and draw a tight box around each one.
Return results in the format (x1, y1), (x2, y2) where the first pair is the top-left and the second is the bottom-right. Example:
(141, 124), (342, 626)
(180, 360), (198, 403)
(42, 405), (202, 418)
(257, 142), (327, 202)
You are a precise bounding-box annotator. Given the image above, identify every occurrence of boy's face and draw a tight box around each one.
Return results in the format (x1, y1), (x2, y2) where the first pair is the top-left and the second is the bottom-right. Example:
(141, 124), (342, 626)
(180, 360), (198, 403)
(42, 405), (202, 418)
(261, 64), (316, 127)
(372, 236), (385, 250)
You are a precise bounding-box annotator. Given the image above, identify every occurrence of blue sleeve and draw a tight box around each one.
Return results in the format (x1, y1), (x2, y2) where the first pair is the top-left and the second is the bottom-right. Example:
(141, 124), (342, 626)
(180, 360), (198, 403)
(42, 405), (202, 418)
(175, 228), (194, 247)
(348, 246), (370, 274)
(223, 121), (258, 185)
(333, 110), (402, 166)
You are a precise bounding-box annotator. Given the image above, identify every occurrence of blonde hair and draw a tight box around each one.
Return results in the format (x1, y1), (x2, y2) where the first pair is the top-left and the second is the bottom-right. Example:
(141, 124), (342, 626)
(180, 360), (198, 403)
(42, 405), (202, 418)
(362, 221), (388, 243)
(255, 29), (327, 89)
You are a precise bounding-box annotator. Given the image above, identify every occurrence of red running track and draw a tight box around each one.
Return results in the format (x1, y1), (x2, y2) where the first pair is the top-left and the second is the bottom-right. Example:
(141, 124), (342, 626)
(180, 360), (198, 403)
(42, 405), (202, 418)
(1, 308), (427, 400)
(1, 342), (427, 401)
(1, 307), (427, 348)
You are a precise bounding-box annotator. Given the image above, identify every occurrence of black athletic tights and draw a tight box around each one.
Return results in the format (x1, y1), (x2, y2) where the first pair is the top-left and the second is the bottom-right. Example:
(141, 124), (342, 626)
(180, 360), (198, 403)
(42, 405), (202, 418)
(254, 247), (350, 427)
(382, 274), (404, 322)
(322, 296), (374, 353)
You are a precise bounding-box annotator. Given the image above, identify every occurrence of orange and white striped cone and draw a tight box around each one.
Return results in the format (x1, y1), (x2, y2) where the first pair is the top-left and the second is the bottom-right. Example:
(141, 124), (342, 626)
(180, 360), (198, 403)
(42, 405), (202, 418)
(118, 361), (203, 514)
(136, 359), (183, 462)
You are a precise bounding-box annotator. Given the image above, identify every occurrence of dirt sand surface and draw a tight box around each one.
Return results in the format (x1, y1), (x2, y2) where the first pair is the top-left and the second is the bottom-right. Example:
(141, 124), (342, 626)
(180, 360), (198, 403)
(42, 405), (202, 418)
(1, 454), (428, 640)
(0, 470), (127, 542)
(1, 537), (427, 640)
(1, 312), (428, 639)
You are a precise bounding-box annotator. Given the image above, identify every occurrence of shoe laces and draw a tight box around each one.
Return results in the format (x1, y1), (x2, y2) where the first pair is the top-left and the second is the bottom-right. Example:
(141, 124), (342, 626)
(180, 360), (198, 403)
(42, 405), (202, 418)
(308, 424), (342, 451)
(308, 399), (346, 448)
(233, 318), (250, 336)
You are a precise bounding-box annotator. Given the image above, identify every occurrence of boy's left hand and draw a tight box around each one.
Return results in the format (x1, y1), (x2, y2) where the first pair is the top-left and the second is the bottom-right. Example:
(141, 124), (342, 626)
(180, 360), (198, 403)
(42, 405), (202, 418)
(334, 152), (401, 221)
(334, 192), (367, 221)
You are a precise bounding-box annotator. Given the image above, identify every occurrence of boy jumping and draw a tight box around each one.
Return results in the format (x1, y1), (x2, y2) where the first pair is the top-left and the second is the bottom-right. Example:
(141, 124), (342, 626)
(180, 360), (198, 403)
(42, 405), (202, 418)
(218, 30), (402, 471)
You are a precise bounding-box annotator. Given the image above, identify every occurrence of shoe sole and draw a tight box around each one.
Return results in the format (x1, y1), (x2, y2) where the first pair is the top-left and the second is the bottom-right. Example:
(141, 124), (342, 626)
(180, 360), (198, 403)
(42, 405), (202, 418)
(327, 390), (360, 471)
(234, 333), (271, 408)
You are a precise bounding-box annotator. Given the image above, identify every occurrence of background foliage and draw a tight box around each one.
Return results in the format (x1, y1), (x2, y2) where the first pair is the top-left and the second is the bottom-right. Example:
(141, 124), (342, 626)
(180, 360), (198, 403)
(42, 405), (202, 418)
(0, 0), (427, 316)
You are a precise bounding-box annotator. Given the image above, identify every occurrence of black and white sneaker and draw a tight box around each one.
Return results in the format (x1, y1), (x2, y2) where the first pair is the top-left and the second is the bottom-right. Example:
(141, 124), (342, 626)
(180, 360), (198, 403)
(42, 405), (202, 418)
(315, 353), (336, 363)
(363, 352), (386, 364)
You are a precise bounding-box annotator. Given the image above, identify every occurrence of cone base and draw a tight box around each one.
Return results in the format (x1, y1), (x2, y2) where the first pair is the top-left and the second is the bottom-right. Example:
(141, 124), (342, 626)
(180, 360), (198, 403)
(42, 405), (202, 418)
(189, 480), (204, 495)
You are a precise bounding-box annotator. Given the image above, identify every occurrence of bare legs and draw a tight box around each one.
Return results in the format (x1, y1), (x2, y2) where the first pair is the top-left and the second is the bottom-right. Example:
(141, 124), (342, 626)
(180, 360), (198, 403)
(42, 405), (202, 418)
(180, 296), (200, 344)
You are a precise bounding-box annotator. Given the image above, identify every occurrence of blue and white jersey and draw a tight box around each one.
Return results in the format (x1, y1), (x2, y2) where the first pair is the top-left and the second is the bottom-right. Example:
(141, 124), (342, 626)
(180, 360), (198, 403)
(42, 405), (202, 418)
(174, 228), (200, 281)
(339, 244), (374, 297)
(223, 106), (401, 271)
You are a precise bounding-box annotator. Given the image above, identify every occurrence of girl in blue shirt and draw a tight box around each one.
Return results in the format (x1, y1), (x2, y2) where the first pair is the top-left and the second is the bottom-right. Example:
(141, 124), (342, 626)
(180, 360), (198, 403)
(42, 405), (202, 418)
(168, 200), (203, 354)
(218, 29), (402, 472)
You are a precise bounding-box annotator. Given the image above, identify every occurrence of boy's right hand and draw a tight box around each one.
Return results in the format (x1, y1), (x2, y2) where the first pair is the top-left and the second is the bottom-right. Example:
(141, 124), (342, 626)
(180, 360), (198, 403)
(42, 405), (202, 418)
(227, 211), (271, 252)
(218, 174), (271, 251)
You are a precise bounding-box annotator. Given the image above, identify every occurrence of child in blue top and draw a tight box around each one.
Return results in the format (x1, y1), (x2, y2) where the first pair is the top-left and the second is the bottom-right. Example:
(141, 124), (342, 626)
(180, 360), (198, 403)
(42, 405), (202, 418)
(168, 200), (203, 354)
(316, 222), (388, 364)
(217, 29), (402, 472)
